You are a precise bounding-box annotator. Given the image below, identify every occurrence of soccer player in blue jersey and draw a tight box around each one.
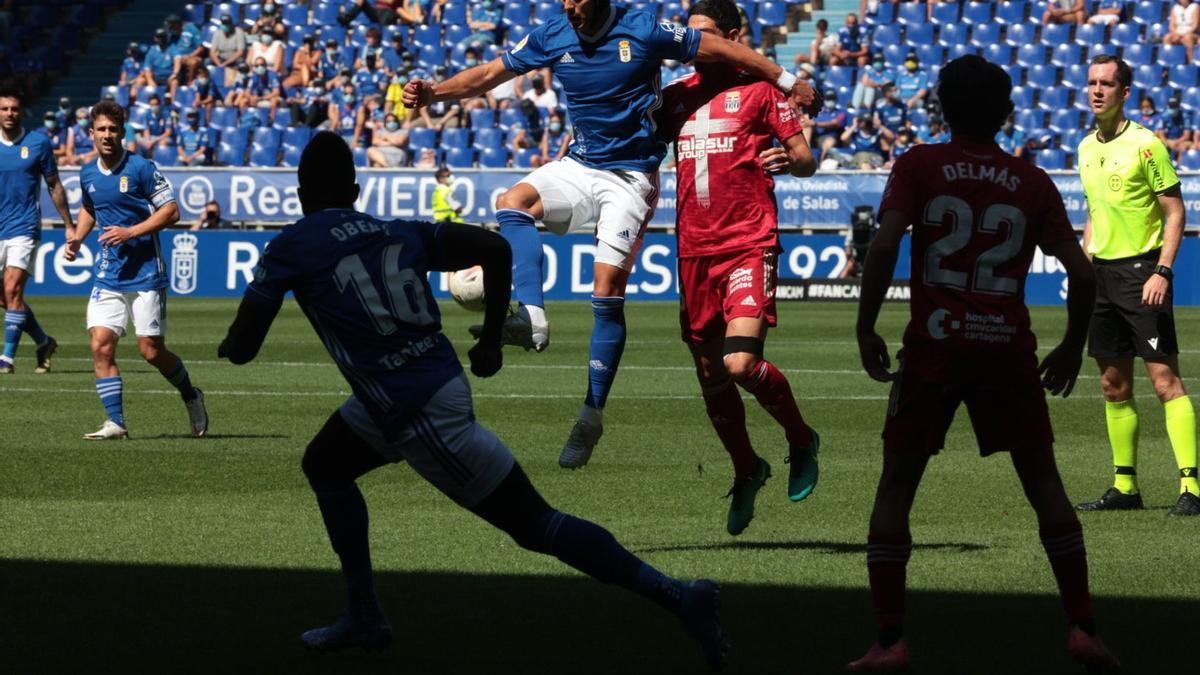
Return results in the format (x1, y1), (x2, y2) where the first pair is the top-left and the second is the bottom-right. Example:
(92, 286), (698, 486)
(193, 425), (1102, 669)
(217, 132), (729, 667)
(404, 0), (821, 469)
(0, 88), (74, 374)
(63, 101), (208, 440)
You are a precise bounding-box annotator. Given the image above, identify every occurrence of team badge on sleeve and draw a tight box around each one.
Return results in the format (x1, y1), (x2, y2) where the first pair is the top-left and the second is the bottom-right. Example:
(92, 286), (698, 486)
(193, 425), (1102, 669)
(619, 40), (632, 63)
(725, 92), (741, 113)
(512, 35), (529, 54)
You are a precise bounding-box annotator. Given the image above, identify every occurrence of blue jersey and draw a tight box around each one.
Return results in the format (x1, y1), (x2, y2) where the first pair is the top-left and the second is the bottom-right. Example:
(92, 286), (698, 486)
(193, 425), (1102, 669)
(894, 70), (928, 101)
(0, 130), (57, 240)
(1161, 108), (1191, 139)
(121, 56), (143, 82)
(354, 69), (387, 98)
(874, 98), (907, 133)
(502, 7), (702, 172)
(995, 127), (1026, 155)
(918, 127), (950, 144)
(179, 124), (208, 154)
(246, 210), (462, 438)
(891, 140), (912, 160)
(70, 125), (94, 155)
(79, 152), (175, 291)
(848, 127), (883, 153)
(838, 25), (867, 52)
(144, 45), (174, 80)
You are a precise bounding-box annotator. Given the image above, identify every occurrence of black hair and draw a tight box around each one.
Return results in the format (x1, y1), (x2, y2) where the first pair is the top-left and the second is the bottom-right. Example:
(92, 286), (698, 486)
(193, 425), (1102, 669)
(298, 131), (357, 212)
(936, 55), (1014, 140)
(1090, 54), (1132, 89)
(689, 0), (741, 33)
(90, 100), (126, 127)
(0, 86), (22, 106)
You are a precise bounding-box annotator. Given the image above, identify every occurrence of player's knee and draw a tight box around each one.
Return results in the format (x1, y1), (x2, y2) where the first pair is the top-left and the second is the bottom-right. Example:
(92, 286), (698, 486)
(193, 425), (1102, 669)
(1099, 375), (1131, 401)
(723, 337), (764, 382)
(137, 341), (162, 363)
(495, 187), (535, 212)
(1153, 377), (1185, 403)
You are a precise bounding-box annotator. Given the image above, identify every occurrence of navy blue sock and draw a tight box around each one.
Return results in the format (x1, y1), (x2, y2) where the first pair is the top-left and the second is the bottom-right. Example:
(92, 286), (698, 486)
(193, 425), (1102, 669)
(163, 359), (197, 402)
(584, 296), (626, 409)
(21, 305), (48, 346)
(497, 208), (545, 308)
(313, 485), (376, 601)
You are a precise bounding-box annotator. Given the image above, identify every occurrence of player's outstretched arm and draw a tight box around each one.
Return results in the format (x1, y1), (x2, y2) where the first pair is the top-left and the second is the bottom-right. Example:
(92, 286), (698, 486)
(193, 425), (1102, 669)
(856, 210), (908, 382)
(429, 223), (512, 378)
(694, 33), (822, 116)
(402, 58), (516, 110)
(218, 292), (283, 366)
(1038, 238), (1096, 398)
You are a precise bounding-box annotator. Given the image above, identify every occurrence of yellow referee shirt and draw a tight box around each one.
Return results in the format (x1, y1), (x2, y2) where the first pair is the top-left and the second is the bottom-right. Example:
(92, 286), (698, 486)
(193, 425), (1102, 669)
(1077, 120), (1180, 260)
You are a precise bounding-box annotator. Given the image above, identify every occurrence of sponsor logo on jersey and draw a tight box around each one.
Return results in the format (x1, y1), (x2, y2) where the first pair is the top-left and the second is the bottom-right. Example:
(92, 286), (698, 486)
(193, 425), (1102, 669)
(119, 176), (129, 193)
(728, 267), (754, 294)
(512, 35), (529, 54)
(619, 40), (632, 63)
(20, 146), (28, 159)
(725, 91), (740, 113)
(1107, 174), (1123, 191)
(171, 232), (199, 295)
(677, 136), (736, 160)
(559, 52), (574, 63)
(660, 21), (687, 43)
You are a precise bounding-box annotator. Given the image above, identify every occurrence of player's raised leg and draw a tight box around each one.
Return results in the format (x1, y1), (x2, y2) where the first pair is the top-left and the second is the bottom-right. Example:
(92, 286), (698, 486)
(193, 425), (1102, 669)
(482, 183), (551, 352)
(1010, 446), (1121, 672)
(85, 324), (128, 440)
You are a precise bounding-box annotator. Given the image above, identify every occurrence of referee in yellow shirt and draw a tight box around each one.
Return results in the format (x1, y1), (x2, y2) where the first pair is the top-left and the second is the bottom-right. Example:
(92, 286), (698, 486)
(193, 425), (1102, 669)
(1075, 55), (1199, 517)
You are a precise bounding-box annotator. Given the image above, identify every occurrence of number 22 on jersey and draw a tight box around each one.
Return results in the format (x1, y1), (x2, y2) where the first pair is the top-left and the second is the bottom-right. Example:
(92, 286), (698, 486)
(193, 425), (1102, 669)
(922, 195), (1027, 296)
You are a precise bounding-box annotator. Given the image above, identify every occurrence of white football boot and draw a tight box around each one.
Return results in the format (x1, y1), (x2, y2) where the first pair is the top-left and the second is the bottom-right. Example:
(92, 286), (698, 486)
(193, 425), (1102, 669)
(83, 420), (128, 440)
(470, 305), (549, 352)
(185, 388), (209, 438)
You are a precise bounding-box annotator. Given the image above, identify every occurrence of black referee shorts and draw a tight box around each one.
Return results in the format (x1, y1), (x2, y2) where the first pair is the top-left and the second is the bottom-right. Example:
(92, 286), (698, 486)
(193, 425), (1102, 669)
(1087, 250), (1179, 361)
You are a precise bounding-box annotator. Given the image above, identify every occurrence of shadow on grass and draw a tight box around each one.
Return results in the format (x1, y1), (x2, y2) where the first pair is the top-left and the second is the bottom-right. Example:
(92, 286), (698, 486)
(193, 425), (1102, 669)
(130, 433), (290, 441)
(632, 540), (989, 555)
(1, 559), (1190, 675)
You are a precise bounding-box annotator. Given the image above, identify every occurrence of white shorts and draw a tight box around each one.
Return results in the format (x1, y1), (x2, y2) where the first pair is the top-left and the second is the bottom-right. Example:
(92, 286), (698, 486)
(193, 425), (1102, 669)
(86, 288), (167, 337)
(339, 373), (515, 508)
(0, 235), (38, 274)
(518, 156), (658, 270)
(1088, 14), (1118, 24)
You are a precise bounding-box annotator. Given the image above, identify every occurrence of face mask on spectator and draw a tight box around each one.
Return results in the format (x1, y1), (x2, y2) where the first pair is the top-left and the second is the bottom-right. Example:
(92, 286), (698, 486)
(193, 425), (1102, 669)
(386, 121), (400, 131)
(150, 103), (161, 114)
(550, 122), (562, 133)
(345, 94), (356, 104)
(1141, 107), (1154, 117)
(904, 60), (918, 72)
(264, 4), (276, 14)
(196, 76), (209, 87)
(393, 75), (407, 85)
(44, 119), (55, 130)
(222, 21), (234, 34)
(261, 34), (273, 46)
(255, 65), (267, 75)
(465, 58), (478, 68)
(77, 118), (89, 128)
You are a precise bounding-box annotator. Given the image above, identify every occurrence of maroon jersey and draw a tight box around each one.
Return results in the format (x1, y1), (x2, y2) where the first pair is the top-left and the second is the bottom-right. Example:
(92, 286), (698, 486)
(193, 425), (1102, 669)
(880, 138), (1077, 355)
(661, 71), (802, 258)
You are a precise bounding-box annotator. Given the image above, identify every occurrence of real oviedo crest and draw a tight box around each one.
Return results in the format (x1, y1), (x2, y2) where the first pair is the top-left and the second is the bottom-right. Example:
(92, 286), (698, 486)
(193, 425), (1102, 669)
(619, 40), (632, 63)
(171, 232), (199, 295)
(119, 176), (129, 193)
(20, 146), (28, 159)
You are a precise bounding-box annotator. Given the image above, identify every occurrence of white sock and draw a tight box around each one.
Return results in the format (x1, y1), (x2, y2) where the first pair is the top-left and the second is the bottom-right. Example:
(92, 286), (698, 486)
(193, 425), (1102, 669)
(521, 304), (548, 329)
(579, 404), (603, 426)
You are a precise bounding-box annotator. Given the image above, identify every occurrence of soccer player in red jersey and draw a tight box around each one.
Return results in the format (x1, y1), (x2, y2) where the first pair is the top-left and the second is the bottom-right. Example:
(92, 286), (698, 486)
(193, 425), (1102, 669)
(660, 0), (819, 537)
(851, 56), (1121, 672)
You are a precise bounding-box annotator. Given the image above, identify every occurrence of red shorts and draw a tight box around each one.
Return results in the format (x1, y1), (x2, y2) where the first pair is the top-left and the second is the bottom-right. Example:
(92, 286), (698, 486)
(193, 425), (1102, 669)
(678, 248), (778, 344)
(882, 348), (1054, 456)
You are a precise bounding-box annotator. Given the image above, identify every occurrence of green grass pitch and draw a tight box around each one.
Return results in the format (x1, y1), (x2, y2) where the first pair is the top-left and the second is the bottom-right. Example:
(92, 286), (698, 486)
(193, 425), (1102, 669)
(2, 297), (1196, 674)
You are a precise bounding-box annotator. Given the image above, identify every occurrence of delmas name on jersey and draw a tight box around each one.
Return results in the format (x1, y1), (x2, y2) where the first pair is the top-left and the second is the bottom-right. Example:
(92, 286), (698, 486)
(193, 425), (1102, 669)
(940, 161), (1022, 193)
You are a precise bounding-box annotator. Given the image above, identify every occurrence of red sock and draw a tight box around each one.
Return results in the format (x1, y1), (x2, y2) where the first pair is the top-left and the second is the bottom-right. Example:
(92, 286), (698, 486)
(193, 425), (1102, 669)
(702, 380), (757, 478)
(741, 360), (813, 447)
(867, 533), (912, 631)
(1040, 522), (1093, 624)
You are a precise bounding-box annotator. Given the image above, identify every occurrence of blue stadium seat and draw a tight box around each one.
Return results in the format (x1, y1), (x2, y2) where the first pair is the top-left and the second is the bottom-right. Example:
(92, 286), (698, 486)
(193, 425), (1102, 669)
(207, 128), (222, 149)
(441, 127), (470, 149)
(412, 23), (441, 46)
(757, 2), (787, 27)
(1146, 86), (1173, 110)
(445, 146), (474, 168)
(534, 2), (560, 24)
(825, 66), (858, 91)
(479, 147), (509, 168)
(1007, 22), (1037, 46)
(443, 3), (468, 25)
(243, 4), (263, 25)
(1134, 64), (1165, 89)
(962, 2), (993, 24)
(1049, 109), (1081, 133)
(507, 23), (532, 45)
(514, 148), (540, 168)
(873, 24), (902, 46)
(282, 145), (303, 167)
(100, 85), (130, 108)
(1182, 149), (1200, 171)
(1002, 64), (1026, 86)
(1011, 85), (1034, 109)
(1016, 43), (1047, 67)
(498, 108), (525, 131)
(152, 144), (178, 167)
(948, 44), (980, 59)
(1169, 64), (1199, 88)
(473, 127), (504, 151)
(127, 106), (150, 131)
(446, 25), (472, 46)
(352, 147), (368, 168)
(210, 106), (238, 131)
(906, 23), (935, 45)
(1111, 22), (1143, 46)
(504, 126), (525, 148)
(970, 23), (1001, 47)
(283, 4), (309, 26)
(314, 3), (340, 26)
(253, 127), (282, 148)
(249, 144), (279, 168)
(1063, 63), (1089, 88)
(1060, 128), (1086, 152)
(1133, 0), (1166, 25)
(985, 44), (1014, 65)
(1075, 23), (1107, 46)
(1086, 43), (1120, 62)
(883, 45), (906, 67)
(1183, 88), (1200, 111)
(916, 44), (945, 65)
(420, 44), (449, 65)
(283, 127), (314, 149)
(995, 1), (1028, 24)
(929, 1), (960, 24)
(174, 87), (197, 109)
(1037, 148), (1067, 169)
(938, 22), (968, 46)
(1159, 44), (1188, 66)
(135, 86), (166, 106)
(218, 141), (247, 166)
(1041, 23), (1072, 45)
(1038, 87), (1071, 111)
(502, 1), (531, 27)
(410, 127), (437, 148)
(318, 25), (347, 45)
(1122, 42), (1155, 66)
(1050, 43), (1082, 67)
(897, 2), (927, 25)
(1027, 64), (1059, 88)
(469, 108), (496, 130)
(183, 3), (204, 25)
(1015, 109), (1049, 131)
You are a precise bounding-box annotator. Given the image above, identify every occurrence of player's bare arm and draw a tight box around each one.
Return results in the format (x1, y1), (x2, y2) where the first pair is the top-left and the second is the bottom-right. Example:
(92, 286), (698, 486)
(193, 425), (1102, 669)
(97, 201), (179, 247)
(1082, 210), (1094, 262)
(759, 133), (815, 177)
(1145, 184), (1185, 309)
(1038, 238), (1097, 398)
(856, 209), (908, 382)
(693, 33), (822, 116)
(44, 172), (75, 230)
(402, 58), (515, 109)
(428, 223), (513, 378)
(64, 204), (96, 261)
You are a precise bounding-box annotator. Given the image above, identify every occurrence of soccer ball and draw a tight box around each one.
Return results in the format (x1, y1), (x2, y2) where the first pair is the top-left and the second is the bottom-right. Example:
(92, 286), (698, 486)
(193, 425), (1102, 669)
(448, 266), (486, 312)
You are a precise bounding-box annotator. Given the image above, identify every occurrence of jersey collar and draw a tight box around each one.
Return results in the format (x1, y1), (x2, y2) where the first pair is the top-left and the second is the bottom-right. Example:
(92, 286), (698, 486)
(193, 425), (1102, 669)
(0, 127), (26, 146)
(97, 148), (128, 176)
(1095, 119), (1130, 144)
(577, 4), (616, 43)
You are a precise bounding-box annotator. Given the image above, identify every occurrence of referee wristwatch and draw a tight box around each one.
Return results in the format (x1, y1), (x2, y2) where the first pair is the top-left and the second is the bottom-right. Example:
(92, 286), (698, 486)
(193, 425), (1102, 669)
(1153, 264), (1174, 282)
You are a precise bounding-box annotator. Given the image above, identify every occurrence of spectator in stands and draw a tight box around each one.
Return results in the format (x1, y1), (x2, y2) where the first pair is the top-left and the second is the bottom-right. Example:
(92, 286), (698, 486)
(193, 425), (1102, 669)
(796, 19), (836, 67)
(54, 97), (72, 130)
(917, 114), (950, 144)
(509, 122), (536, 157)
(885, 127), (914, 169)
(330, 84), (366, 147)
(283, 34), (321, 92)
(796, 62), (818, 92)
(1088, 0), (1124, 24)
(191, 201), (232, 231)
(293, 82), (332, 128)
(806, 88), (847, 163)
(40, 110), (68, 163)
(247, 27), (286, 76)
(852, 53), (892, 110)
(63, 107), (96, 167)
(355, 54), (389, 99)
(250, 3), (282, 36)
(136, 29), (176, 95)
(523, 76), (559, 111)
(166, 14), (204, 95)
(225, 62), (252, 108)
(995, 113), (1027, 159)
(321, 39), (354, 84)
(177, 109), (208, 166)
(460, 0), (504, 50)
(1136, 96), (1161, 130)
(355, 27), (387, 71)
(874, 83), (908, 136)
(368, 113), (409, 167)
(1158, 94), (1193, 156)
(1043, 0), (1087, 24)
(120, 43), (143, 90)
(207, 14), (247, 87)
(385, 71), (410, 116)
(240, 57), (284, 121)
(836, 113), (892, 169)
(535, 111), (571, 168)
(457, 46), (483, 76)
(830, 13), (869, 66)
(895, 50), (929, 110)
(339, 0), (420, 27)
(414, 146), (437, 169)
(1165, 0), (1200, 62)
(383, 34), (408, 73)
(136, 94), (175, 156)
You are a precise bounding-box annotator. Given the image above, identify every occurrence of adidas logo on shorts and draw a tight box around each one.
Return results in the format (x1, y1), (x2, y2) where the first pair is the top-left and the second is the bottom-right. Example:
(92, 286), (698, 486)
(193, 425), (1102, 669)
(741, 296), (757, 307)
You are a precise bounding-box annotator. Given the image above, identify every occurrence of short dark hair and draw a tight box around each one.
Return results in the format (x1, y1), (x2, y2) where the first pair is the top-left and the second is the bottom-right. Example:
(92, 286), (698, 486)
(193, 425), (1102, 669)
(689, 0), (741, 33)
(299, 131), (355, 194)
(0, 87), (22, 106)
(1089, 54), (1132, 89)
(90, 100), (126, 127)
(936, 55), (1013, 140)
